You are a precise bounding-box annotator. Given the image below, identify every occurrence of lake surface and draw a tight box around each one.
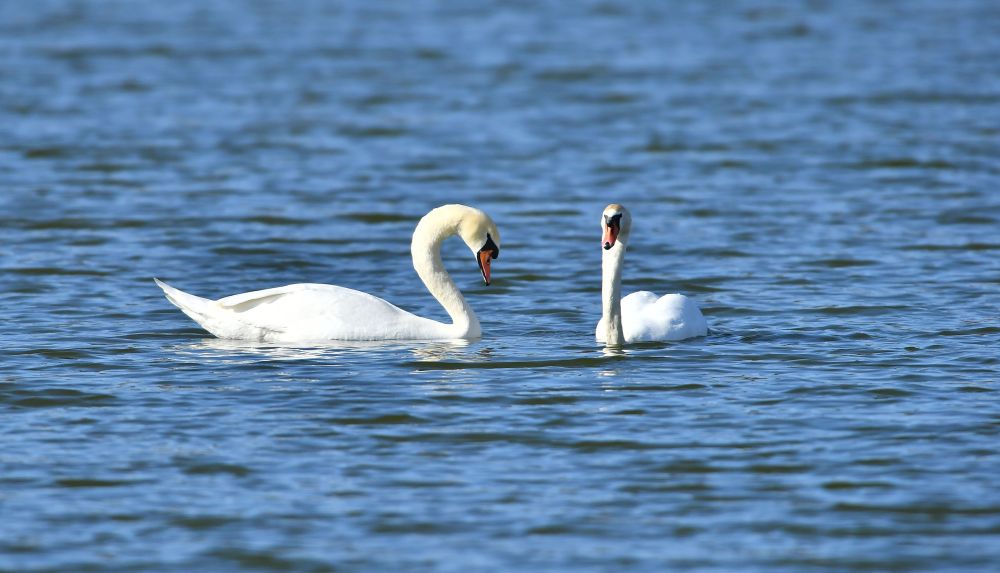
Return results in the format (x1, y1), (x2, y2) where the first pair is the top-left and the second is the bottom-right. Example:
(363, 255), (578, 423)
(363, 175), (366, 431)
(2, 0), (999, 571)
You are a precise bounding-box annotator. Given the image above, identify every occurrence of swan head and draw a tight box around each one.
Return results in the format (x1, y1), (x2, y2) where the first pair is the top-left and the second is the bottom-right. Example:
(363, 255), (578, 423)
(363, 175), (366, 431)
(601, 203), (631, 250)
(454, 205), (501, 285)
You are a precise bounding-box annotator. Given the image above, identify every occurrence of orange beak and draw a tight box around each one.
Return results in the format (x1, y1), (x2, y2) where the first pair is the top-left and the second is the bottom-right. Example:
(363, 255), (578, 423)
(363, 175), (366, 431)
(602, 223), (620, 250)
(477, 249), (492, 285)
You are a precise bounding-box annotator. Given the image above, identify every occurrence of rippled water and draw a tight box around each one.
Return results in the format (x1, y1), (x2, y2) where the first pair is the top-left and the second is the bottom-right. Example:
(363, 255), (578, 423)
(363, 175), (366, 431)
(3, 0), (1000, 571)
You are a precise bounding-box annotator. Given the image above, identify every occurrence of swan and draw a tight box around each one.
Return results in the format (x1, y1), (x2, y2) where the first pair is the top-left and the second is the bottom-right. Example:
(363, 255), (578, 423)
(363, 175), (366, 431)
(155, 204), (500, 342)
(596, 204), (707, 346)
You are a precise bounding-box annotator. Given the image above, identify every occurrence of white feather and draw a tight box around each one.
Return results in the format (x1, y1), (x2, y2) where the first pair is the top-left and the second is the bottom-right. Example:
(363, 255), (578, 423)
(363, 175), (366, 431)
(596, 204), (708, 345)
(155, 204), (500, 342)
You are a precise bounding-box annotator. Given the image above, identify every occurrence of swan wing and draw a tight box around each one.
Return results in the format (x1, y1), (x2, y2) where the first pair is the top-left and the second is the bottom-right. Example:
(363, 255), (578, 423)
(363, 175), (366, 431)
(621, 291), (708, 342)
(156, 280), (449, 342)
(222, 283), (448, 341)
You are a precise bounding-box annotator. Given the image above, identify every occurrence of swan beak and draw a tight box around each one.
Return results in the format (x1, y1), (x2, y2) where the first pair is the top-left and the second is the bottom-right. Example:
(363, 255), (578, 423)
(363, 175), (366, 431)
(477, 249), (492, 285)
(477, 233), (499, 285)
(603, 222), (620, 250)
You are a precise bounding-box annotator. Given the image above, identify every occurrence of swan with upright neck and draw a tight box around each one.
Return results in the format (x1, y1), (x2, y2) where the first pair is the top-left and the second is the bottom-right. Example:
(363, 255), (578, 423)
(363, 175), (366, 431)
(597, 204), (707, 346)
(155, 204), (500, 342)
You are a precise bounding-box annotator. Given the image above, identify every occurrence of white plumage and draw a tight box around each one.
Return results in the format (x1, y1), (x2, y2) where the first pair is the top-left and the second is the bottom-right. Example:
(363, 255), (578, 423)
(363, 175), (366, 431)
(155, 204), (500, 342)
(596, 204), (707, 345)
(596, 291), (708, 343)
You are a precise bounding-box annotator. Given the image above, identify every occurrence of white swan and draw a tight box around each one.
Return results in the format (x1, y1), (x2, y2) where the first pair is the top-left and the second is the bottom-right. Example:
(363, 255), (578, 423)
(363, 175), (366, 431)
(596, 204), (707, 346)
(155, 204), (500, 342)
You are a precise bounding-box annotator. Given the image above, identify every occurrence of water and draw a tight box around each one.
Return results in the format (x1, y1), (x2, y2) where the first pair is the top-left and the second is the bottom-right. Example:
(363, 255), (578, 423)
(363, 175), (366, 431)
(2, 0), (1000, 571)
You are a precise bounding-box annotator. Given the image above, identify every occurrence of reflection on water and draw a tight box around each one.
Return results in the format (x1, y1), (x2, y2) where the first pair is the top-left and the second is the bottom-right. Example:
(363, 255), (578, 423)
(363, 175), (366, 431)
(598, 346), (627, 378)
(600, 346), (628, 359)
(409, 339), (476, 362)
(178, 337), (474, 362)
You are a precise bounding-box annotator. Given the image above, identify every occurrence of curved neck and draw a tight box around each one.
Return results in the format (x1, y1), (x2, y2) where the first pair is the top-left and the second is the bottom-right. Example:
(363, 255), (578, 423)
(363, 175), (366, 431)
(411, 212), (481, 338)
(601, 242), (626, 346)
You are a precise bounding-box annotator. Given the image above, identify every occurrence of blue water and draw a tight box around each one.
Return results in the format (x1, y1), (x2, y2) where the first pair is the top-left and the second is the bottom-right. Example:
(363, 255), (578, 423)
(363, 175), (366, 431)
(3, 0), (1000, 571)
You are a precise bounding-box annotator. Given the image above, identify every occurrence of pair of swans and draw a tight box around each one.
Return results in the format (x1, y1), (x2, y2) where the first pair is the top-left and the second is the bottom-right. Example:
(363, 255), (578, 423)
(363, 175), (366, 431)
(156, 204), (706, 346)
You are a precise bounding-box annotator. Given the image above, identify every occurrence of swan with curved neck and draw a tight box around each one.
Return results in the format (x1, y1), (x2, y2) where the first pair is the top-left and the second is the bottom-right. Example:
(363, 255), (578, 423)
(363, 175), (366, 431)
(156, 204), (500, 342)
(597, 203), (707, 346)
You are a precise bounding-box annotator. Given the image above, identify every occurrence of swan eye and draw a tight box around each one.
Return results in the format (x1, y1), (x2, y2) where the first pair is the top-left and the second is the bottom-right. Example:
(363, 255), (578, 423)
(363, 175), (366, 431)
(604, 214), (622, 230)
(603, 214), (622, 249)
(480, 233), (499, 260)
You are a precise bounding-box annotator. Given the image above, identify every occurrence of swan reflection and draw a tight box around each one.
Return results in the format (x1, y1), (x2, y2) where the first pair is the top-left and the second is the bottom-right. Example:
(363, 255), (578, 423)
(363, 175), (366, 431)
(409, 339), (475, 362)
(176, 337), (473, 362)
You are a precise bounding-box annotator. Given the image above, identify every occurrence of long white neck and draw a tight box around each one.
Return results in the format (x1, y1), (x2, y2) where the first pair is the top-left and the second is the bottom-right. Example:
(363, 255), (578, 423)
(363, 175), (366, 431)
(601, 242), (626, 346)
(411, 211), (481, 338)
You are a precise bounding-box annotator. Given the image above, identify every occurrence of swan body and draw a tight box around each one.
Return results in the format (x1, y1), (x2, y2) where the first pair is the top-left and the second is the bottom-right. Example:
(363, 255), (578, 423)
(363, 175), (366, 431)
(156, 204), (500, 342)
(596, 291), (708, 344)
(596, 204), (707, 345)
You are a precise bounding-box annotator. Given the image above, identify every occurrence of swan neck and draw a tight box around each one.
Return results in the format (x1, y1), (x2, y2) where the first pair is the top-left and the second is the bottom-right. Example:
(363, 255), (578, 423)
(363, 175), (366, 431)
(602, 243), (626, 346)
(411, 214), (481, 338)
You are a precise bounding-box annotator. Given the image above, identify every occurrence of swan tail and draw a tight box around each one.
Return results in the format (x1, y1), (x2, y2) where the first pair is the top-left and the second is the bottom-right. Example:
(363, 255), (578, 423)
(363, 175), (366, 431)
(154, 278), (276, 340)
(154, 278), (228, 337)
(155, 278), (213, 314)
